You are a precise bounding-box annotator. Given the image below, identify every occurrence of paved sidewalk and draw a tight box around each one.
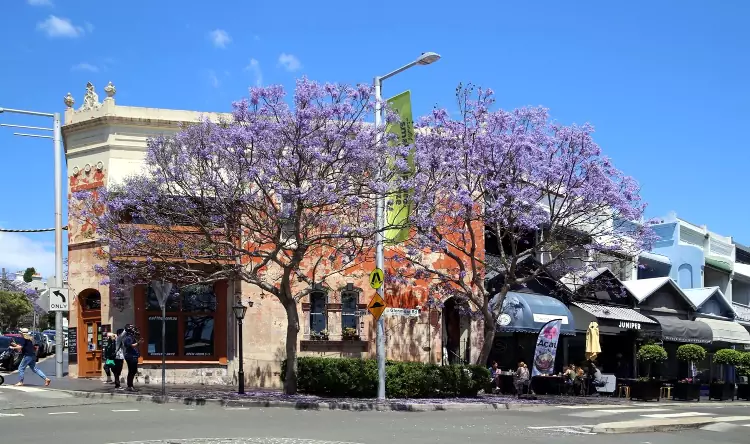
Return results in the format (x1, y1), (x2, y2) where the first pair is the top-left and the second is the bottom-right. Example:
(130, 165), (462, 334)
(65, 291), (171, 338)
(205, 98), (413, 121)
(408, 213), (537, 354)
(44, 376), (750, 413)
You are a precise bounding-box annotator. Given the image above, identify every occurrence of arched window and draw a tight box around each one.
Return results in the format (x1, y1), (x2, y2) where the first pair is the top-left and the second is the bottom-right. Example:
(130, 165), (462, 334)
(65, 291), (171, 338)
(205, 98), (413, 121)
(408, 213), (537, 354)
(678, 264), (693, 289)
(81, 291), (101, 311)
(310, 290), (327, 334)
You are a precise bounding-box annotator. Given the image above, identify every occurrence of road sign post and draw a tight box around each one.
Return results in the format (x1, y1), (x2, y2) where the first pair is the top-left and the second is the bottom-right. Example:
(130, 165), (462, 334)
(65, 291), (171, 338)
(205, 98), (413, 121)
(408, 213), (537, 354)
(150, 280), (173, 400)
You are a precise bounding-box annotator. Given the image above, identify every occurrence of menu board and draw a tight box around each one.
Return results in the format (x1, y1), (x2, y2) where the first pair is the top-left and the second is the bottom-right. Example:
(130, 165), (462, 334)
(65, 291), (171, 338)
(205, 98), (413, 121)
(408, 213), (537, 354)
(98, 324), (112, 350)
(68, 327), (77, 360)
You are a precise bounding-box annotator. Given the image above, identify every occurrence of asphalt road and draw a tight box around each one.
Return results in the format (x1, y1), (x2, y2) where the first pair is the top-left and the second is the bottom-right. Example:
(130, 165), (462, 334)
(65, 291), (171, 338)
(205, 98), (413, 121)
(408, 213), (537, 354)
(3, 355), (750, 443)
(1, 386), (750, 444)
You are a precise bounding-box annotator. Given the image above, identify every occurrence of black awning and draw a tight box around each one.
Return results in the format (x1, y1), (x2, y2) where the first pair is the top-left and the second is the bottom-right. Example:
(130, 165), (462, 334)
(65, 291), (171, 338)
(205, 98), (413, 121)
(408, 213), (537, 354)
(651, 315), (712, 344)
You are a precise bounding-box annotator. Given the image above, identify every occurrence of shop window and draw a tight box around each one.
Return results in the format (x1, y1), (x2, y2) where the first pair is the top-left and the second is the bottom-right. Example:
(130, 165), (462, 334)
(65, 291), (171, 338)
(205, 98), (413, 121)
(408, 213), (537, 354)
(140, 282), (221, 360)
(310, 291), (327, 334)
(341, 290), (359, 332)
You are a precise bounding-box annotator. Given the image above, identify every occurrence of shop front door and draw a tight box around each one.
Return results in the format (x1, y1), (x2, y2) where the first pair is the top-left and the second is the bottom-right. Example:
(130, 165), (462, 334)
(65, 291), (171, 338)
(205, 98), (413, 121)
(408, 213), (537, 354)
(77, 290), (103, 377)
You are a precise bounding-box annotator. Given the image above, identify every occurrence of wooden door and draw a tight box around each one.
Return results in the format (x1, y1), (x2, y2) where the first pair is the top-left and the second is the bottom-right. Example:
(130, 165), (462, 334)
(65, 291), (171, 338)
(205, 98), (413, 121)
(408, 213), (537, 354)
(78, 290), (103, 377)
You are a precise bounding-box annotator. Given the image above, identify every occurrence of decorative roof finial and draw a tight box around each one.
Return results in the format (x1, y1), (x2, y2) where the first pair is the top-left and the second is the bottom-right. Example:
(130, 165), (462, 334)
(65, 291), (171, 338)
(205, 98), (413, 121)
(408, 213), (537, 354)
(104, 81), (116, 99)
(79, 82), (101, 111)
(64, 92), (75, 109)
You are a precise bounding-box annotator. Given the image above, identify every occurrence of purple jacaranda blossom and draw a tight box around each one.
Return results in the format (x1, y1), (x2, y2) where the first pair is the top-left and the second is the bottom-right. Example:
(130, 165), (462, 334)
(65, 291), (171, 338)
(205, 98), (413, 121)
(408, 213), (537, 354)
(74, 78), (402, 395)
(395, 84), (654, 365)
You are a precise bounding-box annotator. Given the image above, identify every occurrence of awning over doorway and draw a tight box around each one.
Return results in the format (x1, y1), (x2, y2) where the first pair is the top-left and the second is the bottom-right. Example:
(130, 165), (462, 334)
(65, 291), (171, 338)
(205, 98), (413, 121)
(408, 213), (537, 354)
(697, 317), (750, 345)
(572, 302), (658, 332)
(495, 291), (576, 336)
(650, 315), (712, 344)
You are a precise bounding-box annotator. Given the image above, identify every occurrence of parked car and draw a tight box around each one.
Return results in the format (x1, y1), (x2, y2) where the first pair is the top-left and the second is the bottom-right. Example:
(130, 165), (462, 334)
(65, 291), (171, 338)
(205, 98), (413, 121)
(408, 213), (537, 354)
(44, 333), (56, 353)
(43, 329), (66, 349)
(2, 334), (24, 369)
(0, 336), (22, 370)
(41, 333), (53, 356)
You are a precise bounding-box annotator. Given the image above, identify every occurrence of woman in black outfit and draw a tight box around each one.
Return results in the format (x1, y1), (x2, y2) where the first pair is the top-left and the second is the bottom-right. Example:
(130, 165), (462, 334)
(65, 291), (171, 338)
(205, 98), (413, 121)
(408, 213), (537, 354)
(122, 324), (141, 392)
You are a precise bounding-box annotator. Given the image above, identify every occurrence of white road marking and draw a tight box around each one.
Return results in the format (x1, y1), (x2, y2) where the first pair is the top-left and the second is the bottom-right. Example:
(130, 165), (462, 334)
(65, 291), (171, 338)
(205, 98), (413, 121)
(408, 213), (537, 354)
(641, 412), (712, 418)
(0, 413), (24, 417)
(597, 408), (671, 413)
(701, 422), (740, 432)
(528, 425), (596, 435)
(111, 409), (140, 412)
(568, 407), (672, 418)
(1, 385), (47, 393)
(169, 408), (195, 411)
(224, 407), (250, 410)
(48, 411), (77, 415)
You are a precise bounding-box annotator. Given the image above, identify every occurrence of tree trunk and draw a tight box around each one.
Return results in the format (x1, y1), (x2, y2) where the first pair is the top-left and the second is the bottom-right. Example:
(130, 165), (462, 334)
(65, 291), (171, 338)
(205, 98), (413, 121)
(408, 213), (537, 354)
(476, 300), (497, 366)
(283, 299), (300, 395)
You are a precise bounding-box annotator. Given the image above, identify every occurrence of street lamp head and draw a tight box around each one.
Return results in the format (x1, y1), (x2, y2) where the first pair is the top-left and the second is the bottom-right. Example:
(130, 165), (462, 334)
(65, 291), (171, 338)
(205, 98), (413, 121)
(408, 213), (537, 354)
(0, 108), (4, 113)
(232, 302), (248, 321)
(416, 52), (441, 66)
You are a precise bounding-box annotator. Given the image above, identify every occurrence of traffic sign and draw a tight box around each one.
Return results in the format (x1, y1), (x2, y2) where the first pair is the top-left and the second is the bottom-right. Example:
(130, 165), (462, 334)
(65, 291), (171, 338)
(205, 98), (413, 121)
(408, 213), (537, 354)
(369, 268), (384, 289)
(49, 287), (69, 312)
(367, 294), (387, 321)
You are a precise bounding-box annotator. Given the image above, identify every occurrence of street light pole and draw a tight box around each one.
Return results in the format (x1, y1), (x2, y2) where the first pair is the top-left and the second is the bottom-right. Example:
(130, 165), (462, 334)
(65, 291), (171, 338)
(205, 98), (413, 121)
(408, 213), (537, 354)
(232, 301), (249, 394)
(0, 106), (65, 379)
(372, 52), (441, 401)
(53, 112), (64, 380)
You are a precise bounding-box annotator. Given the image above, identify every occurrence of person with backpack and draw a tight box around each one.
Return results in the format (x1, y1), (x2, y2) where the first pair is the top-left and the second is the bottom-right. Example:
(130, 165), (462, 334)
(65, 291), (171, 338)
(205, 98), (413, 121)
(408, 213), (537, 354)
(102, 332), (117, 384)
(122, 325), (141, 392)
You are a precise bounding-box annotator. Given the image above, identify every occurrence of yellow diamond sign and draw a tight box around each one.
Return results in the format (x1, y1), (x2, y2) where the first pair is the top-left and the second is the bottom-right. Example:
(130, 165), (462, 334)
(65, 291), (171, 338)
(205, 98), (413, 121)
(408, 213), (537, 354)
(368, 294), (387, 321)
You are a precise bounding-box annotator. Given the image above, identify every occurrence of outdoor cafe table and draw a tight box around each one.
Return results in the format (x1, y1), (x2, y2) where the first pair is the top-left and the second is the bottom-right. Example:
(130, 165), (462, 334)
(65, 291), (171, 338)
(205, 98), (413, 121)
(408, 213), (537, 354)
(531, 375), (566, 395)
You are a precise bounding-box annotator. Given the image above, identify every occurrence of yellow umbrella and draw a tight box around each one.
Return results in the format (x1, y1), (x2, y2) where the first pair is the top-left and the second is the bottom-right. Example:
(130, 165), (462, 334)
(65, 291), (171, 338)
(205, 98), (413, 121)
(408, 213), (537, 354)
(585, 321), (601, 361)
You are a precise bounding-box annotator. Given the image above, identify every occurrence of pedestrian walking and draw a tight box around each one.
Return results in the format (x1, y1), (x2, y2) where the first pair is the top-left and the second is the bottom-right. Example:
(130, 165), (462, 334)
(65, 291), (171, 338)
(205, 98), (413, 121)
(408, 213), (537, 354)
(10, 328), (50, 387)
(102, 332), (117, 384)
(122, 324), (141, 392)
(113, 328), (125, 389)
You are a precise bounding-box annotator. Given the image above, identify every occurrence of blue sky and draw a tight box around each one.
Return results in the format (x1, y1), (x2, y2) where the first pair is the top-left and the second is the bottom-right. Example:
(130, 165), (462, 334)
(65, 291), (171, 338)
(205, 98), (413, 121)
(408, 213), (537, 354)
(1, 0), (749, 277)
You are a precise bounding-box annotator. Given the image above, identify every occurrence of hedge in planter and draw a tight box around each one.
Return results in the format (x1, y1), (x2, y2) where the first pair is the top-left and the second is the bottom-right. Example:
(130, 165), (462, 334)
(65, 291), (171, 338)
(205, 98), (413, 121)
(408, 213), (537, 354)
(737, 352), (750, 401)
(632, 344), (668, 401)
(281, 357), (491, 398)
(673, 344), (706, 401)
(710, 349), (742, 401)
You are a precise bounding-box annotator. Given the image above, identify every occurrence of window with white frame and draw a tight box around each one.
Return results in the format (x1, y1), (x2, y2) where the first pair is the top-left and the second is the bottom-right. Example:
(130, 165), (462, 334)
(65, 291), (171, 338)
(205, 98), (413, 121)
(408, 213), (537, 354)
(309, 290), (327, 334)
(341, 289), (359, 333)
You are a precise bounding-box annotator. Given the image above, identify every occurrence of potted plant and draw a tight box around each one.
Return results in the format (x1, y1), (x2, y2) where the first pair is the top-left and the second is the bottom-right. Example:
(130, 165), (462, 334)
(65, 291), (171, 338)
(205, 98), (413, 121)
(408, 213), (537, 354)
(342, 327), (359, 341)
(673, 344), (706, 401)
(736, 352), (750, 400)
(631, 344), (667, 401)
(710, 349), (741, 401)
(310, 329), (329, 341)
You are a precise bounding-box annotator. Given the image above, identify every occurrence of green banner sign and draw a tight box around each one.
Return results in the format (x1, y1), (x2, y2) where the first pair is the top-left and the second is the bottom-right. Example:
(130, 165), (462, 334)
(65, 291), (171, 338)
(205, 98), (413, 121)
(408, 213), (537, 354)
(385, 91), (415, 244)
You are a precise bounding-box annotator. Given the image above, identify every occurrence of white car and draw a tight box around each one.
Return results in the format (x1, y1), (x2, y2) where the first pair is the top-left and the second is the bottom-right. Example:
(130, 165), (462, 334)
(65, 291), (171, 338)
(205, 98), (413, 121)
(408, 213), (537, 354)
(42, 333), (55, 355)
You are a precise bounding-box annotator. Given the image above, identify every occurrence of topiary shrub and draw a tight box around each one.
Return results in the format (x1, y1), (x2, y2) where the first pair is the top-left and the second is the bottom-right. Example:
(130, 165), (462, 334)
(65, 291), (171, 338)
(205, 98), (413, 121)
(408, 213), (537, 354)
(713, 349), (742, 366)
(676, 344), (706, 363)
(637, 344), (668, 377)
(281, 357), (490, 398)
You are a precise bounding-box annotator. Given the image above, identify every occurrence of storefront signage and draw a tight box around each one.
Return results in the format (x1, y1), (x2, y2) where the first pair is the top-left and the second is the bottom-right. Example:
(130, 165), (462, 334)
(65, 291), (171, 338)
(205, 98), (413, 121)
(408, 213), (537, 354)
(147, 316), (178, 321)
(533, 314), (568, 325)
(67, 327), (77, 361)
(618, 321), (641, 330)
(531, 319), (562, 377)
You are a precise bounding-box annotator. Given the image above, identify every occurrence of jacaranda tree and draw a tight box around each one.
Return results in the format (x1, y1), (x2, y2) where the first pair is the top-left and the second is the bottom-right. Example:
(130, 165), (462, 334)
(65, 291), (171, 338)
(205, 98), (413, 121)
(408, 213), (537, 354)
(78, 79), (394, 394)
(401, 85), (655, 365)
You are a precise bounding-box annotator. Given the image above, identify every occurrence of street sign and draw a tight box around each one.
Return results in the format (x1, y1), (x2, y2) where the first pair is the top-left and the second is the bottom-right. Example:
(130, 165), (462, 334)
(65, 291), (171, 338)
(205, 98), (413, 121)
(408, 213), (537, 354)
(49, 287), (69, 311)
(367, 294), (387, 321)
(384, 307), (421, 317)
(369, 268), (384, 290)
